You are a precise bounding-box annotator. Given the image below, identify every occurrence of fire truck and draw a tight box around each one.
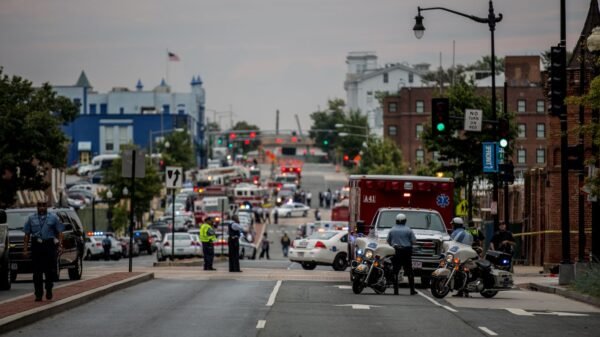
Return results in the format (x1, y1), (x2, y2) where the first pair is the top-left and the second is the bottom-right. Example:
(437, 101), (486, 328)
(348, 175), (455, 235)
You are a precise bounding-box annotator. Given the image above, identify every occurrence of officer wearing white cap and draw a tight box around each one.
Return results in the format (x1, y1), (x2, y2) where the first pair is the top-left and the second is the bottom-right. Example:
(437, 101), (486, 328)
(386, 213), (417, 296)
(450, 217), (473, 246)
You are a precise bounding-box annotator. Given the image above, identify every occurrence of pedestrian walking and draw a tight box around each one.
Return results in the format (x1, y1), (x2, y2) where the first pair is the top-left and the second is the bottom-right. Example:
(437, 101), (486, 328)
(262, 207), (270, 224)
(280, 232), (291, 257)
(319, 191), (324, 208)
(102, 234), (112, 261)
(259, 232), (271, 259)
(386, 213), (417, 296)
(273, 207), (279, 224)
(200, 218), (217, 270)
(228, 216), (243, 272)
(314, 208), (321, 221)
(23, 201), (64, 301)
(306, 191), (312, 208)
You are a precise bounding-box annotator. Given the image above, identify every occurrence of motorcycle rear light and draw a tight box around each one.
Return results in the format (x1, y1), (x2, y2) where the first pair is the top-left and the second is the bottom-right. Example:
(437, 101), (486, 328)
(315, 241), (326, 249)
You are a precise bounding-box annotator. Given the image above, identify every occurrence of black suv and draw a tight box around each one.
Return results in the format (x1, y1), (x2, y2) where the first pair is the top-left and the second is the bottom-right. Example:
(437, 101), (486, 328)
(7, 207), (85, 281)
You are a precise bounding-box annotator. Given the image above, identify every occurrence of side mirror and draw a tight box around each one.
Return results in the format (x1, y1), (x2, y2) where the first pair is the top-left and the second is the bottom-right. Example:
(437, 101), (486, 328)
(0, 210), (6, 224)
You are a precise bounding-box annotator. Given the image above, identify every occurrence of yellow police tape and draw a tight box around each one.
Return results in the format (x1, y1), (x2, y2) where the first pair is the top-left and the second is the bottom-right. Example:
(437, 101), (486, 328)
(513, 229), (592, 237)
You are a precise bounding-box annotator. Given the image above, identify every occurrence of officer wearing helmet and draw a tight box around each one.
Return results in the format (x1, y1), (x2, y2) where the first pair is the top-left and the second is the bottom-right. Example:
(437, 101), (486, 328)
(450, 217), (473, 246)
(386, 213), (417, 296)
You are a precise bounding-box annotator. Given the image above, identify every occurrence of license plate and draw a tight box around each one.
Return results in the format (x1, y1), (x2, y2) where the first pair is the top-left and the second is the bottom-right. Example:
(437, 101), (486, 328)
(297, 252), (304, 257)
(297, 241), (307, 248)
(412, 261), (422, 269)
(177, 249), (184, 252)
(11, 263), (18, 270)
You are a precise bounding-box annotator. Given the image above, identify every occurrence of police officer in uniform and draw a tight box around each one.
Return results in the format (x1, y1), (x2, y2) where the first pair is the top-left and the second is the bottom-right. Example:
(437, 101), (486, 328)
(200, 218), (217, 270)
(386, 213), (417, 296)
(450, 217), (473, 246)
(228, 215), (243, 272)
(23, 201), (64, 301)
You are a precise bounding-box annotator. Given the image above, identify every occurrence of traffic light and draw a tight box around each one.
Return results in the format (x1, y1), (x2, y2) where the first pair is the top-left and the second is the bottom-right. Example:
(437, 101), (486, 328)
(343, 154), (349, 161)
(244, 139), (250, 145)
(217, 137), (223, 145)
(229, 132), (236, 140)
(249, 131), (256, 139)
(228, 143), (233, 149)
(549, 45), (566, 117)
(498, 117), (509, 148)
(323, 139), (329, 146)
(431, 98), (450, 136)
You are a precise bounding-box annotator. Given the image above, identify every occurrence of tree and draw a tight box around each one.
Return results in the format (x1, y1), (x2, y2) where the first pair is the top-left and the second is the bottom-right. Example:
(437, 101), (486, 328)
(309, 99), (346, 153)
(0, 68), (78, 208)
(232, 121), (260, 153)
(420, 79), (517, 219)
(466, 55), (505, 74)
(566, 75), (600, 198)
(336, 110), (369, 162)
(355, 137), (406, 175)
(157, 130), (195, 171)
(100, 146), (162, 228)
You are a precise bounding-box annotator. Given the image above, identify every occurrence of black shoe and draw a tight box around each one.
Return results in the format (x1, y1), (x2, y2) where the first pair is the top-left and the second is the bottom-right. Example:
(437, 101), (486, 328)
(209, 268), (217, 271)
(46, 290), (53, 300)
(410, 290), (418, 295)
(394, 292), (399, 295)
(35, 297), (42, 302)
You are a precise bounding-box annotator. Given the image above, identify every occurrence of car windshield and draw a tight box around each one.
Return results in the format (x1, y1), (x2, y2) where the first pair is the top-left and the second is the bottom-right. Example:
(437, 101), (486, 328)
(375, 210), (446, 232)
(204, 205), (220, 212)
(165, 233), (192, 241)
(307, 231), (338, 240)
(7, 210), (35, 230)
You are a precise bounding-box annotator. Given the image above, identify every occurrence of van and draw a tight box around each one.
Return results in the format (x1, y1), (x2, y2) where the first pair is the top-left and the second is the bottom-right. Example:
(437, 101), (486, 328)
(77, 154), (120, 176)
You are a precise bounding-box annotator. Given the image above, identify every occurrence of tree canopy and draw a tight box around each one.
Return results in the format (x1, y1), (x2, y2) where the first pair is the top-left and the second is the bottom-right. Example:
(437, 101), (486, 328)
(0, 68), (78, 207)
(157, 130), (195, 171)
(355, 137), (406, 175)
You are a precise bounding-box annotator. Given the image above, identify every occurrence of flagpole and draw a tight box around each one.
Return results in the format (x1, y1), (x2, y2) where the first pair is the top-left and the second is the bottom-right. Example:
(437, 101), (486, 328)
(166, 48), (169, 89)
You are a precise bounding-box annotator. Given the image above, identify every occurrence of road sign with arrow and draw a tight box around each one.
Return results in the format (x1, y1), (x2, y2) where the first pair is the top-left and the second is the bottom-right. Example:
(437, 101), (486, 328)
(166, 166), (183, 189)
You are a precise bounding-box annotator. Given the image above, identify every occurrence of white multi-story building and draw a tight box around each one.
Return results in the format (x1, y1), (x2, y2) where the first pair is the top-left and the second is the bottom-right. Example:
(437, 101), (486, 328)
(344, 52), (429, 136)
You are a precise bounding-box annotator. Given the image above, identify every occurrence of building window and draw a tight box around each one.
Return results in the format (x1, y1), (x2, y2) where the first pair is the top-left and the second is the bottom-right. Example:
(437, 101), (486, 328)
(517, 99), (526, 113)
(73, 98), (81, 108)
(416, 149), (425, 163)
(100, 103), (107, 114)
(536, 123), (545, 138)
(536, 100), (545, 113)
(517, 123), (526, 138)
(89, 104), (97, 114)
(409, 72), (414, 83)
(105, 127), (114, 152)
(119, 127), (129, 150)
(536, 148), (545, 164)
(383, 73), (389, 83)
(119, 107), (124, 114)
(388, 125), (397, 136)
(162, 104), (170, 114)
(388, 102), (397, 113)
(517, 149), (526, 164)
(367, 91), (373, 103)
(415, 124), (423, 139)
(416, 100), (424, 113)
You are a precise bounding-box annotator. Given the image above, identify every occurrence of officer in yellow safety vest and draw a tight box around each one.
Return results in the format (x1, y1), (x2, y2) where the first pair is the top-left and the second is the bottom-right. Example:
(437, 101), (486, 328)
(200, 218), (217, 270)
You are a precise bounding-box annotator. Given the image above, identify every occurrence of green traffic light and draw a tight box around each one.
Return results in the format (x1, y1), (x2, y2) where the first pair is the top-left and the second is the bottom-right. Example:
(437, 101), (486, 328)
(323, 140), (329, 145)
(228, 143), (233, 148)
(436, 123), (446, 132)
(499, 138), (508, 148)
(217, 139), (223, 145)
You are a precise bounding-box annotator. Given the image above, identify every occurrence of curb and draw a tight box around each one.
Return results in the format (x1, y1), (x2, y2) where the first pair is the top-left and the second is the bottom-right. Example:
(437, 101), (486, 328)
(523, 282), (600, 308)
(0, 272), (154, 334)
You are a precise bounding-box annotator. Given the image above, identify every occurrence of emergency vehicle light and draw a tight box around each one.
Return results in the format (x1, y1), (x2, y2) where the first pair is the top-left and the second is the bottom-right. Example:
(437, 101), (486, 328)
(403, 193), (411, 198)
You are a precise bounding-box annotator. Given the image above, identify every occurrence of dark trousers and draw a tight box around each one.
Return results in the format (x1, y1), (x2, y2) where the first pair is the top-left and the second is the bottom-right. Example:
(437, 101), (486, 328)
(32, 240), (57, 298)
(202, 242), (214, 270)
(259, 246), (270, 259)
(103, 247), (111, 260)
(228, 238), (241, 272)
(393, 247), (415, 294)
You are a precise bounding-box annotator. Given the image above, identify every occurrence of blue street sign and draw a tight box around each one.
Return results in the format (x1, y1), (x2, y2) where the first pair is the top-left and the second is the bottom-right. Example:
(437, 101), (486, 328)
(482, 142), (497, 173)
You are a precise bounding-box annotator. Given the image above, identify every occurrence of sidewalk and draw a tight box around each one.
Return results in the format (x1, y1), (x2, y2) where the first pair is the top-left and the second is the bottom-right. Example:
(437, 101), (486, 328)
(513, 265), (600, 308)
(0, 272), (153, 335)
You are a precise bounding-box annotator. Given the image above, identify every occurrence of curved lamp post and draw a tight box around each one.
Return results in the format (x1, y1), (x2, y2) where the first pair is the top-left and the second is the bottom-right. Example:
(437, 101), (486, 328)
(414, 0), (502, 229)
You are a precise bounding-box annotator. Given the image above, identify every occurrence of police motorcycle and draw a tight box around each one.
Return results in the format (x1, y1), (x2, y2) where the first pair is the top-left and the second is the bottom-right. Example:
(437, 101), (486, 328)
(430, 240), (514, 299)
(350, 231), (396, 295)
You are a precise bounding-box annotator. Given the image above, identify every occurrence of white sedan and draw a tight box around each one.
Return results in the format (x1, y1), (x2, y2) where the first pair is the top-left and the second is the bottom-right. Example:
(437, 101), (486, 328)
(274, 203), (310, 218)
(156, 233), (201, 261)
(288, 230), (349, 271)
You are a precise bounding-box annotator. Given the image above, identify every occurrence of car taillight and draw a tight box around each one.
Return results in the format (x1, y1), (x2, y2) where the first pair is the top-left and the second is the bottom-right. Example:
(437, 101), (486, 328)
(315, 241), (326, 249)
(96, 243), (102, 247)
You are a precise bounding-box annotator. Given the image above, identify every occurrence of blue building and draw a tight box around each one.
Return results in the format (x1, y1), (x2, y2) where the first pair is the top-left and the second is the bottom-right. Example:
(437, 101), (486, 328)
(56, 72), (206, 167)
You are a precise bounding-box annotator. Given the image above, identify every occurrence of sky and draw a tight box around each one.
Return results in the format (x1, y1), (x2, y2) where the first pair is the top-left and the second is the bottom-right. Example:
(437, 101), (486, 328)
(0, 0), (592, 131)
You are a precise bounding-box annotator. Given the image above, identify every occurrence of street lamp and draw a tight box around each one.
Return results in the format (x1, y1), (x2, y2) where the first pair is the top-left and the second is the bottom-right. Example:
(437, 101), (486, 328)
(414, 0), (502, 229)
(106, 190), (114, 233)
(335, 123), (369, 140)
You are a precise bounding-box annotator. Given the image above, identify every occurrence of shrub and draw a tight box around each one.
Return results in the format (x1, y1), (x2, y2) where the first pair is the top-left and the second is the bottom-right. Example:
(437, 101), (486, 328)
(572, 264), (600, 298)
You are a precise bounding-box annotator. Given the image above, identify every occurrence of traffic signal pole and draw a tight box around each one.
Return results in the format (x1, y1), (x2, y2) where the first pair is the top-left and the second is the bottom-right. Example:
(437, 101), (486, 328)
(503, 84), (509, 226)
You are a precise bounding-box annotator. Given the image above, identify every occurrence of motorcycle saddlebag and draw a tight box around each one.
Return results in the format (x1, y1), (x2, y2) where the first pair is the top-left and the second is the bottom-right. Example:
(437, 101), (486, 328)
(490, 269), (513, 288)
(485, 250), (512, 269)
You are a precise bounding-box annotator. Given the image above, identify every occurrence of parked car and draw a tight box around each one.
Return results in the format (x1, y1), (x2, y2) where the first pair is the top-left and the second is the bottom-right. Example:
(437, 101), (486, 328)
(273, 202), (310, 218)
(83, 233), (122, 260)
(213, 224), (257, 259)
(0, 210), (11, 290)
(119, 236), (140, 258)
(133, 230), (159, 255)
(288, 230), (349, 271)
(156, 233), (201, 261)
(7, 207), (85, 281)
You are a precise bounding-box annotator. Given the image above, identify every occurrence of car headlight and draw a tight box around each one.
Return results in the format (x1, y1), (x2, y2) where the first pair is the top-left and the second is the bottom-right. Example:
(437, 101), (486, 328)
(445, 254), (454, 263)
(356, 249), (363, 256)
(364, 249), (374, 260)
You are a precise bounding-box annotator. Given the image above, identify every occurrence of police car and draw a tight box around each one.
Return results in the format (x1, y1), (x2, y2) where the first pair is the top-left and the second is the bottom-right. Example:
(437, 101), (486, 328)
(288, 229), (349, 271)
(84, 232), (123, 260)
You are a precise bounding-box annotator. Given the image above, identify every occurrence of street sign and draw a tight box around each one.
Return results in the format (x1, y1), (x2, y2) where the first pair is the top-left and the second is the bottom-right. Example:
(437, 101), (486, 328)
(482, 142), (497, 173)
(122, 149), (146, 178)
(165, 166), (183, 189)
(464, 109), (482, 132)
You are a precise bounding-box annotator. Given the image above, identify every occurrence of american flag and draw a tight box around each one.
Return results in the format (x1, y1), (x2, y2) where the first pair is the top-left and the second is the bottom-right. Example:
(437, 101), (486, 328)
(168, 51), (180, 62)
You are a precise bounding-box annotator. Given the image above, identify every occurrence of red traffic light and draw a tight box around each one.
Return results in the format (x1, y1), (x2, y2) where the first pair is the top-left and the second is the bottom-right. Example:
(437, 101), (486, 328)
(244, 139), (250, 145)
(291, 136), (297, 143)
(249, 131), (256, 138)
(229, 133), (236, 140)
(343, 155), (349, 161)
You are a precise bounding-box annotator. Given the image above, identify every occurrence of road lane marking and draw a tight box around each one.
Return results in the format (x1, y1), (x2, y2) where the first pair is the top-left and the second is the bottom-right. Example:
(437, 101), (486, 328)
(479, 327), (498, 336)
(335, 304), (381, 310)
(333, 285), (352, 289)
(266, 280), (282, 306)
(506, 308), (534, 316)
(417, 290), (458, 313)
(287, 263), (295, 270)
(506, 308), (589, 317)
(256, 320), (266, 329)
